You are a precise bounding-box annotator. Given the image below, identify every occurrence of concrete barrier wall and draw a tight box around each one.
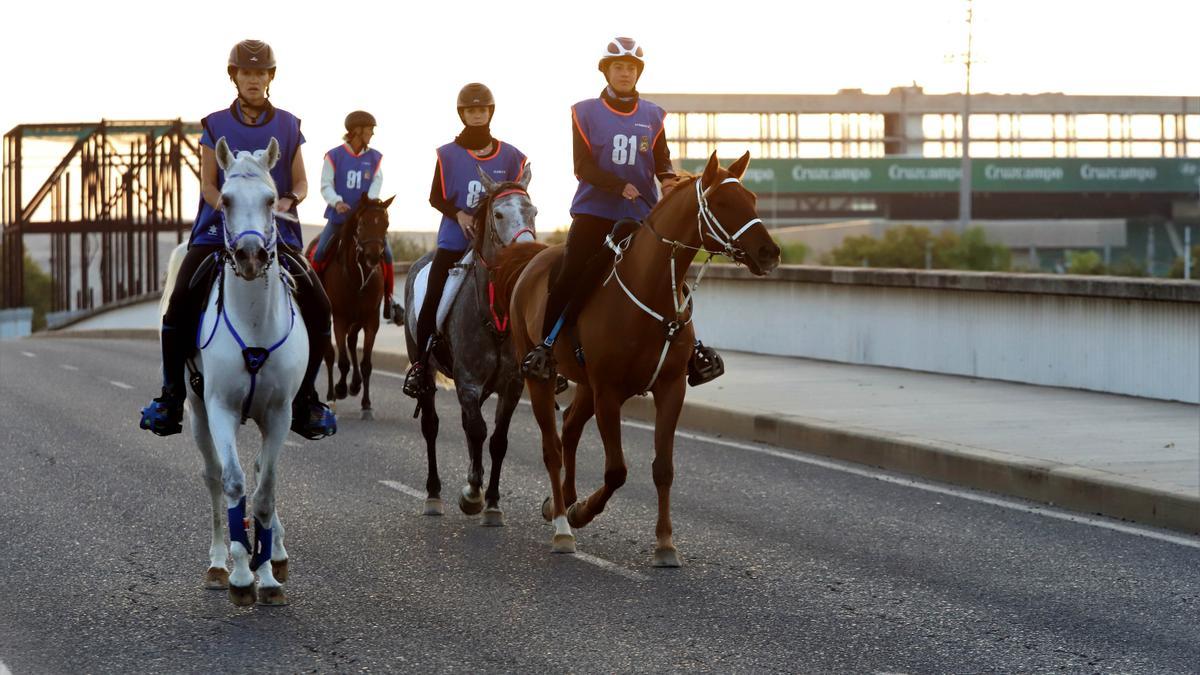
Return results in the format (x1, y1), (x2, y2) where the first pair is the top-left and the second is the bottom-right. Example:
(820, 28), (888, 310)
(0, 307), (33, 340)
(689, 266), (1200, 403)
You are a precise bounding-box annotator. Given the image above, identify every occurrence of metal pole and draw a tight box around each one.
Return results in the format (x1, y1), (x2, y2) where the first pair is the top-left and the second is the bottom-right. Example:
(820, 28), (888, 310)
(1186, 226), (1192, 280)
(957, 0), (974, 233)
(1147, 226), (1156, 277)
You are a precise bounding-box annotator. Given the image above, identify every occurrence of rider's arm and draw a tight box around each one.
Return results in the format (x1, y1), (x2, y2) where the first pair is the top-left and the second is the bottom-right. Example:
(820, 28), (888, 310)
(428, 160), (461, 220)
(653, 130), (677, 184)
(367, 163), (383, 200)
(288, 150), (308, 204)
(572, 115), (626, 195)
(320, 154), (342, 207)
(200, 144), (222, 210)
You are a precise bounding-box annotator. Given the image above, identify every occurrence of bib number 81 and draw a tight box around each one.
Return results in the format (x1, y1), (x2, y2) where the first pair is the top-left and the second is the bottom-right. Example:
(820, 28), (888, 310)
(611, 134), (639, 166)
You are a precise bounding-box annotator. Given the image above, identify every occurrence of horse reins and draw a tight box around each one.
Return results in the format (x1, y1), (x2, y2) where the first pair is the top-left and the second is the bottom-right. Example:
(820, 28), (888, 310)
(476, 187), (535, 335)
(604, 175), (760, 393)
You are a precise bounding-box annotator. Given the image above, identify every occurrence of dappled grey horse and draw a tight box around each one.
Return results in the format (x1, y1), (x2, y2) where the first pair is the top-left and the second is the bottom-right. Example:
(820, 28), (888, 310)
(402, 167), (536, 525)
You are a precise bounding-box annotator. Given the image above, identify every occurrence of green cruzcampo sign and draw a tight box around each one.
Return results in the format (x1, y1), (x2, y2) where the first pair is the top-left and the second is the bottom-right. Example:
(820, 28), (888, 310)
(679, 158), (1200, 194)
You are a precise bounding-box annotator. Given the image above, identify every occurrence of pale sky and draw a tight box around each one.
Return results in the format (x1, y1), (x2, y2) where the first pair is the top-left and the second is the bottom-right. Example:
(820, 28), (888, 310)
(2, 0), (1197, 232)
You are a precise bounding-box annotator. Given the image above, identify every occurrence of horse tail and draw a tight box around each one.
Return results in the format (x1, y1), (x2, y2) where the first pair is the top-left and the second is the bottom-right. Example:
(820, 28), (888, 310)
(159, 242), (189, 321)
(493, 241), (548, 317)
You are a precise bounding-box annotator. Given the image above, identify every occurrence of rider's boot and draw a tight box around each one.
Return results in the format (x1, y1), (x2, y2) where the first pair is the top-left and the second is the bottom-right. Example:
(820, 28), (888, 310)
(291, 384), (337, 440)
(381, 262), (404, 326)
(402, 359), (432, 398)
(139, 327), (187, 436)
(687, 341), (725, 387)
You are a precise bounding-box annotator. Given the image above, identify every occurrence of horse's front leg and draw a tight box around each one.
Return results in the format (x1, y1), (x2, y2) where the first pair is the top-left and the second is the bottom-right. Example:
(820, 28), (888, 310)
(324, 337), (336, 402)
(347, 325), (362, 397)
(359, 323), (377, 420)
(560, 381), (595, 509)
(333, 318), (350, 400)
(190, 399), (229, 590)
(206, 402), (255, 606)
(649, 375), (686, 568)
(482, 373), (524, 527)
(454, 381), (487, 516)
(418, 386), (443, 516)
(250, 409), (289, 605)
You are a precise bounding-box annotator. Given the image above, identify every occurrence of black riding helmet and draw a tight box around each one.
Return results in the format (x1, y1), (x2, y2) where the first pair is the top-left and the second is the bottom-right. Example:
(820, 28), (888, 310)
(344, 110), (376, 131)
(457, 83), (495, 123)
(227, 39), (277, 79)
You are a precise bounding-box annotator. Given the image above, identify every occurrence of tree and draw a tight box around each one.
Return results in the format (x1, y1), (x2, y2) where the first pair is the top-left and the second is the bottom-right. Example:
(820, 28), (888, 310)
(0, 245), (52, 331)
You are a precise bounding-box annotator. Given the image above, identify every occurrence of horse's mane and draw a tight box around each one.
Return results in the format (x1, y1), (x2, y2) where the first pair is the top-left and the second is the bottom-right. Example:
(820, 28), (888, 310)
(471, 181), (528, 258)
(492, 241), (547, 315)
(644, 172), (702, 223)
(225, 152), (276, 192)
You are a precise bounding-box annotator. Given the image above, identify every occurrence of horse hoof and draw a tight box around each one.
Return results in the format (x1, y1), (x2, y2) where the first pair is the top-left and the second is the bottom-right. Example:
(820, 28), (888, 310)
(552, 532), (576, 554)
(256, 585), (288, 606)
(229, 584), (256, 607)
(360, 408), (374, 421)
(652, 547), (682, 568)
(204, 567), (229, 590)
(566, 502), (588, 529)
(423, 498), (444, 516)
(540, 496), (553, 522)
(459, 487), (484, 515)
(481, 507), (505, 527)
(271, 559), (289, 583)
(349, 381), (362, 396)
(334, 383), (347, 400)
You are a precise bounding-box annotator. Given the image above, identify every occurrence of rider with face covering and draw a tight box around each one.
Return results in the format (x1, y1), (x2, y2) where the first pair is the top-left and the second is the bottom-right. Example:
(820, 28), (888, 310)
(139, 39), (338, 440)
(403, 83), (529, 398)
(312, 110), (404, 323)
(520, 37), (724, 387)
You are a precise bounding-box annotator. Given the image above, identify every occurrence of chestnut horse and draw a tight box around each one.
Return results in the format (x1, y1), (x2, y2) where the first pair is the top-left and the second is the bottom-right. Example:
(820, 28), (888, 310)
(495, 152), (780, 566)
(305, 196), (394, 419)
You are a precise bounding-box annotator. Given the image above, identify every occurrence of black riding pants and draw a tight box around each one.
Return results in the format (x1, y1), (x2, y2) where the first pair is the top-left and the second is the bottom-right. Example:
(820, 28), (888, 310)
(414, 247), (466, 361)
(541, 213), (641, 341)
(160, 244), (331, 398)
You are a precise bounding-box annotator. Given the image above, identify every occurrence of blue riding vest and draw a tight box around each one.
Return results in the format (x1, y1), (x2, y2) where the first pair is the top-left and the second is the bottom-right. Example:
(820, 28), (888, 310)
(569, 97), (666, 221)
(323, 144), (383, 226)
(190, 101), (306, 249)
(434, 141), (527, 250)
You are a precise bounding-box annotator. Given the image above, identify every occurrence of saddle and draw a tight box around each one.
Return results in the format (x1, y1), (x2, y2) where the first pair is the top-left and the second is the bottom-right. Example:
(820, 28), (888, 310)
(407, 250), (475, 335)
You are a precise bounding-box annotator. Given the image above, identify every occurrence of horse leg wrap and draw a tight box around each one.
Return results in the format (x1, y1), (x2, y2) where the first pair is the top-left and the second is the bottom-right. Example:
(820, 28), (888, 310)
(250, 517), (273, 572)
(228, 497), (251, 553)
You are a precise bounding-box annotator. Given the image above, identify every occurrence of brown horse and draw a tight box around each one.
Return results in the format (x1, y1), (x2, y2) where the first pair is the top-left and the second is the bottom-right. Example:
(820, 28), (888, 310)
(496, 152), (780, 566)
(305, 196), (394, 420)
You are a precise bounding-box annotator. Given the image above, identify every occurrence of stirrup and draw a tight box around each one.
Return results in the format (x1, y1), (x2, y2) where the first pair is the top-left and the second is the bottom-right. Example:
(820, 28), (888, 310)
(687, 342), (725, 387)
(403, 362), (433, 398)
(555, 374), (569, 395)
(389, 301), (405, 326)
(291, 394), (337, 440)
(521, 343), (556, 382)
(139, 387), (185, 436)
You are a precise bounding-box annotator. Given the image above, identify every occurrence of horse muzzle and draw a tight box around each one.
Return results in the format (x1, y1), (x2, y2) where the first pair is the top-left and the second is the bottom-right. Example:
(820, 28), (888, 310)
(233, 244), (271, 280)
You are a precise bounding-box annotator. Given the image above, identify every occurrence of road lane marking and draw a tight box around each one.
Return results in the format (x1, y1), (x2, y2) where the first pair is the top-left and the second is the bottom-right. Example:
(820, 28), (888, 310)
(378, 480), (647, 581)
(1, 658), (12, 675)
(60, 364), (79, 371)
(109, 381), (134, 390)
(284, 440), (301, 448)
(21, 351), (35, 358)
(622, 420), (1200, 551)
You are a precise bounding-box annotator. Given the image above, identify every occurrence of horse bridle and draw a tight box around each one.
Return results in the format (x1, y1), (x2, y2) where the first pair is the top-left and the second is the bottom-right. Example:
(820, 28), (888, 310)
(348, 205), (389, 292)
(482, 188), (536, 256)
(220, 171), (280, 278)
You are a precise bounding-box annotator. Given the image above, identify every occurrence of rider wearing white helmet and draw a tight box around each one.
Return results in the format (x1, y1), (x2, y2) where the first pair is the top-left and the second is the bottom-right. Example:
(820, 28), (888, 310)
(402, 83), (528, 398)
(520, 37), (725, 388)
(139, 39), (337, 440)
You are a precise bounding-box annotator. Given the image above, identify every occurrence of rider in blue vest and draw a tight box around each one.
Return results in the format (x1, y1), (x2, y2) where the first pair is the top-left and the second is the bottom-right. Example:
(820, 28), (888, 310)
(312, 110), (403, 324)
(139, 39), (337, 440)
(520, 37), (724, 387)
(402, 83), (528, 398)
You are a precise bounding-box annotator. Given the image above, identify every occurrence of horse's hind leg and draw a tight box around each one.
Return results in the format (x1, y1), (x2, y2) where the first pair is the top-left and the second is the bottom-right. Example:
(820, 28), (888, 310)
(333, 318), (350, 400)
(419, 388), (444, 516)
(649, 376), (686, 568)
(560, 381), (595, 509)
(249, 412), (289, 605)
(565, 389), (627, 531)
(348, 325), (362, 397)
(359, 325), (378, 420)
(324, 339), (336, 402)
(528, 377), (573, 553)
(482, 375), (524, 527)
(191, 402), (229, 590)
(454, 382), (487, 516)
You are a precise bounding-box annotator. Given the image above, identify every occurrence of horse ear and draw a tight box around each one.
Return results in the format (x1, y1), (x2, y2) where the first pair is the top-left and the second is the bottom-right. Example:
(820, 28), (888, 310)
(517, 162), (532, 190)
(262, 137), (281, 170)
(381, 195), (395, 208)
(700, 151), (720, 189)
(476, 164), (499, 192)
(215, 137), (234, 171)
(728, 151), (751, 180)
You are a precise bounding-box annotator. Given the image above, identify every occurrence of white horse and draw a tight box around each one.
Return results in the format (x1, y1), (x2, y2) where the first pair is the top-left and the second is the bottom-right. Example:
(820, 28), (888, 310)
(161, 136), (306, 606)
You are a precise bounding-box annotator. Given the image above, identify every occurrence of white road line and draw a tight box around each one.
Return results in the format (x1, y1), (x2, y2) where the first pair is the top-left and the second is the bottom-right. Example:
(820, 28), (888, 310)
(1, 658), (13, 675)
(21, 351), (35, 358)
(60, 364), (79, 371)
(373, 369), (1200, 549)
(378, 480), (647, 581)
(109, 381), (134, 390)
(622, 420), (1200, 550)
(284, 440), (301, 448)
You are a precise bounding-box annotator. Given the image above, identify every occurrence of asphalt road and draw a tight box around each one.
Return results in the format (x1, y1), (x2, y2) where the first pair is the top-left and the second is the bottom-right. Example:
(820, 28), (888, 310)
(1, 338), (1197, 674)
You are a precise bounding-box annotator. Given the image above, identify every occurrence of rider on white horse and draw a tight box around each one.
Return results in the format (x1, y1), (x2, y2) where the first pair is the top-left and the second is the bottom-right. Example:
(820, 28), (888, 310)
(139, 39), (337, 440)
(403, 83), (529, 398)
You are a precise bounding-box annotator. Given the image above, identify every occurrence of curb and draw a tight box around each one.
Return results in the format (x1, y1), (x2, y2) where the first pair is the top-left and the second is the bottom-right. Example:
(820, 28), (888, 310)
(34, 332), (1200, 535)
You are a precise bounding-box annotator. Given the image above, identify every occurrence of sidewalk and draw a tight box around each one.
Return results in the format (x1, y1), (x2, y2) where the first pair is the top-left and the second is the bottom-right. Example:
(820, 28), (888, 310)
(51, 300), (1200, 534)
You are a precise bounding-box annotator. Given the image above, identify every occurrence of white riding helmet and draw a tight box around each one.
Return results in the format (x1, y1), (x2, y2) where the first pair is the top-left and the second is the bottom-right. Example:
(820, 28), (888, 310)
(598, 37), (644, 75)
